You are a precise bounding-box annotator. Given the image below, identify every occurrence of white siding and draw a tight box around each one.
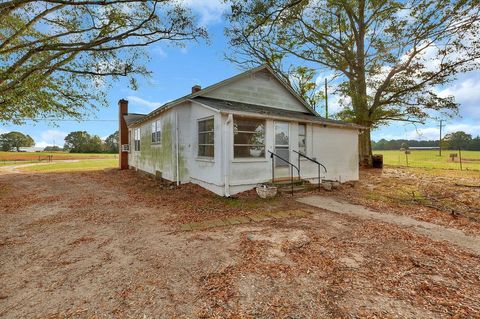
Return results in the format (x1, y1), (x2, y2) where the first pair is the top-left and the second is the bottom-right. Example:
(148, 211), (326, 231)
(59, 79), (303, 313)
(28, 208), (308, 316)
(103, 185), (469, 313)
(179, 102), (224, 192)
(127, 101), (359, 196)
(225, 119), (359, 195)
(204, 69), (309, 113)
(128, 110), (177, 181)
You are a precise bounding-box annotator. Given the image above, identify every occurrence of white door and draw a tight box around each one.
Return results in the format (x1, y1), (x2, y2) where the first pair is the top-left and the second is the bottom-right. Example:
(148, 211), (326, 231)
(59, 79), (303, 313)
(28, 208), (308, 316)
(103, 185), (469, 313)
(274, 121), (289, 167)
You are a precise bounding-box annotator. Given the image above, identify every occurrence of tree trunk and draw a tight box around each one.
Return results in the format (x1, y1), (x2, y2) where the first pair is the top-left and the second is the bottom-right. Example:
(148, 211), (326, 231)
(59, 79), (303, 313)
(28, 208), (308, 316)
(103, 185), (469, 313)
(352, 0), (373, 167)
(358, 127), (372, 167)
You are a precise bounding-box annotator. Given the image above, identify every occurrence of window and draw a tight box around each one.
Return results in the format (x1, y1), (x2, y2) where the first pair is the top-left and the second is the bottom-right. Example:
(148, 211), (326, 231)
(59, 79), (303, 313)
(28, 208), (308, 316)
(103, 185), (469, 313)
(234, 117), (265, 158)
(275, 122), (289, 166)
(156, 120), (161, 142)
(298, 123), (306, 154)
(151, 122), (156, 143)
(134, 128), (141, 151)
(198, 118), (214, 157)
(151, 120), (162, 144)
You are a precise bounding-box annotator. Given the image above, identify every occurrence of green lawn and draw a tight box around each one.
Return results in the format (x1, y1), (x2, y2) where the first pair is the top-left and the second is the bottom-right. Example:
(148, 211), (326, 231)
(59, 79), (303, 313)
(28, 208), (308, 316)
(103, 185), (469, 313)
(374, 150), (480, 170)
(0, 151), (116, 161)
(0, 160), (39, 167)
(20, 159), (117, 172)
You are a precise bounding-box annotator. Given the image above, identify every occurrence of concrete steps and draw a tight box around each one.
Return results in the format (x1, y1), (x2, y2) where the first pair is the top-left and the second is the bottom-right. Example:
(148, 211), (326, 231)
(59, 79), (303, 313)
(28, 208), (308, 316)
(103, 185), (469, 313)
(268, 178), (316, 194)
(268, 177), (337, 194)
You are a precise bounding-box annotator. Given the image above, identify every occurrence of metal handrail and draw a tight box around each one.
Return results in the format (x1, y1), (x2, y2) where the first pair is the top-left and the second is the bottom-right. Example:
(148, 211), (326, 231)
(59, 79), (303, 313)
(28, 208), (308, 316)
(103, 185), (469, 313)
(293, 150), (327, 189)
(268, 150), (300, 195)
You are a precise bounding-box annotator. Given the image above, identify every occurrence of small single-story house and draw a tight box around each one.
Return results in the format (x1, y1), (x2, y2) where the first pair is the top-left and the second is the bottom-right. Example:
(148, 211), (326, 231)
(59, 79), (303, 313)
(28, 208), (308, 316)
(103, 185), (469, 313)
(17, 147), (44, 152)
(118, 65), (361, 196)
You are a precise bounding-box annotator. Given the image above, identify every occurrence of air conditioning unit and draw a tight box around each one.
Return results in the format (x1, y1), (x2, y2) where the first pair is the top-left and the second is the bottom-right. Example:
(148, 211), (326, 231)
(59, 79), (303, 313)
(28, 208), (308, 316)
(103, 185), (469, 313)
(121, 144), (130, 152)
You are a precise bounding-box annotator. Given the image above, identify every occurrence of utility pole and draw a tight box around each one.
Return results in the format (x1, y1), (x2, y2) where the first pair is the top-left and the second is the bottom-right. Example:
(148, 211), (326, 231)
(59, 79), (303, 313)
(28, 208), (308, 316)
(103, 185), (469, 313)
(324, 78), (328, 119)
(439, 120), (444, 156)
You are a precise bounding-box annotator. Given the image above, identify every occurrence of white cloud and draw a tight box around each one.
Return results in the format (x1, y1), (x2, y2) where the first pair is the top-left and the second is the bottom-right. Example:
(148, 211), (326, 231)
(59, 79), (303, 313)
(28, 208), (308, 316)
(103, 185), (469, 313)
(152, 46), (168, 58)
(437, 73), (480, 120)
(438, 78), (480, 104)
(179, 0), (228, 26)
(377, 123), (480, 141)
(35, 130), (68, 147)
(126, 96), (165, 110)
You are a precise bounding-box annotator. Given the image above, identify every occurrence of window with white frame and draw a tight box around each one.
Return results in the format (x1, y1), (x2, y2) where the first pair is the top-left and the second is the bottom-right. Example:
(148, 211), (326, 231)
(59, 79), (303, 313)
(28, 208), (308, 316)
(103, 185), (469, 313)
(298, 123), (306, 154)
(129, 130), (132, 149)
(134, 128), (141, 151)
(151, 120), (162, 144)
(198, 117), (214, 157)
(233, 117), (265, 158)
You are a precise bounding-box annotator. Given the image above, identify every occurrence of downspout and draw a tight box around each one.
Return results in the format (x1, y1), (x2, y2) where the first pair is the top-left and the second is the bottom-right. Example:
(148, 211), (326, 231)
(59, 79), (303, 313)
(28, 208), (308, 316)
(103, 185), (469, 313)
(224, 113), (233, 197)
(175, 111), (180, 186)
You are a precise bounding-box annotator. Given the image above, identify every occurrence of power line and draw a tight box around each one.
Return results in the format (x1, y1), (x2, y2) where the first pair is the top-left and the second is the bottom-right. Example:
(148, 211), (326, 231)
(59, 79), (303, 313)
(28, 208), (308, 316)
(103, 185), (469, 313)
(16, 118), (117, 122)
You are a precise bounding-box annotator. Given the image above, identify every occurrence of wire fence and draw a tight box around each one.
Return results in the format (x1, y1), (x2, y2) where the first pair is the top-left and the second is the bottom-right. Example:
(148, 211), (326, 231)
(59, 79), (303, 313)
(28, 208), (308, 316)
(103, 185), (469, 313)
(374, 149), (480, 171)
(0, 154), (118, 167)
(0, 155), (53, 167)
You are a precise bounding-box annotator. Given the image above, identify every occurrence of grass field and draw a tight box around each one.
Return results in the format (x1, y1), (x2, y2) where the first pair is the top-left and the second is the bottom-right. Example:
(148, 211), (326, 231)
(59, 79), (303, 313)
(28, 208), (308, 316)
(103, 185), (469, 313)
(19, 158), (117, 172)
(374, 149), (480, 170)
(0, 152), (117, 168)
(0, 151), (116, 161)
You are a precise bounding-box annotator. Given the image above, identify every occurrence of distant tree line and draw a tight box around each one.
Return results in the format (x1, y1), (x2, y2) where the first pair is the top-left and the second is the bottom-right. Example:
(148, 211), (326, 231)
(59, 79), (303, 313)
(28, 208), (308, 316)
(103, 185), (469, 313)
(63, 131), (118, 153)
(0, 131), (34, 151)
(0, 131), (118, 153)
(373, 132), (480, 151)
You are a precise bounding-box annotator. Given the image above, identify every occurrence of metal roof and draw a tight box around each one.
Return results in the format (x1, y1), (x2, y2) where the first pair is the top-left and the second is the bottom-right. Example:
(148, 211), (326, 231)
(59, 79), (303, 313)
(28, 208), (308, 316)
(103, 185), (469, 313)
(192, 96), (362, 129)
(123, 113), (146, 126)
(127, 64), (319, 127)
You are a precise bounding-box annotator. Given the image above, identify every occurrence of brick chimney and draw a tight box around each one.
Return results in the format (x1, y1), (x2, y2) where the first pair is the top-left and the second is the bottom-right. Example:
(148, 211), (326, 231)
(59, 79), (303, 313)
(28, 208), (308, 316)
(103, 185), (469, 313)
(119, 99), (129, 170)
(192, 85), (201, 94)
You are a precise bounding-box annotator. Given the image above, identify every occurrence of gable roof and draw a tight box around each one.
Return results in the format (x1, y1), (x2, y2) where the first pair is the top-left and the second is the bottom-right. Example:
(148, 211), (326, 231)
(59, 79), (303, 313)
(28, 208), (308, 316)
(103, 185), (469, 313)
(123, 113), (146, 125)
(128, 65), (318, 126)
(192, 96), (362, 129)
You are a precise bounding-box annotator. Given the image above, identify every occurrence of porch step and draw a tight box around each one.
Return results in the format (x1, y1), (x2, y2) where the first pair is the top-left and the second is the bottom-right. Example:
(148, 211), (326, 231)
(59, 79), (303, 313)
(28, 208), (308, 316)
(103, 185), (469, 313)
(277, 184), (317, 194)
(268, 178), (305, 187)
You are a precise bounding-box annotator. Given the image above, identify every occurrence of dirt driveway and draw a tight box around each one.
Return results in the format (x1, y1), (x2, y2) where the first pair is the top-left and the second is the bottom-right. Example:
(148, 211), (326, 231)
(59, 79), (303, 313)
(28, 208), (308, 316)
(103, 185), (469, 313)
(1, 169), (480, 318)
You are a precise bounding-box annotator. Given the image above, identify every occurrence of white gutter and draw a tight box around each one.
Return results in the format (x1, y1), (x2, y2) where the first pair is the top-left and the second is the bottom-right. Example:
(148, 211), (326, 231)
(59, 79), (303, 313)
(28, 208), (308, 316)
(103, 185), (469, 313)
(223, 113), (233, 197)
(218, 110), (364, 130)
(175, 111), (180, 186)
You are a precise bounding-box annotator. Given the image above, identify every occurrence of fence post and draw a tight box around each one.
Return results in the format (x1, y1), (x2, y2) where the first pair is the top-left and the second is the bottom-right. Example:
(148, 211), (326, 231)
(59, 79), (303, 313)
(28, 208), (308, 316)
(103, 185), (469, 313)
(458, 148), (462, 171)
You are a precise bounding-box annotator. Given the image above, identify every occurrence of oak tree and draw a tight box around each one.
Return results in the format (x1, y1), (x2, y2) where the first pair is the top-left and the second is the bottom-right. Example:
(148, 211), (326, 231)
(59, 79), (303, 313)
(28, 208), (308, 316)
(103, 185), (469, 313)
(0, 131), (35, 151)
(226, 0), (480, 164)
(0, 0), (207, 124)
(104, 131), (119, 153)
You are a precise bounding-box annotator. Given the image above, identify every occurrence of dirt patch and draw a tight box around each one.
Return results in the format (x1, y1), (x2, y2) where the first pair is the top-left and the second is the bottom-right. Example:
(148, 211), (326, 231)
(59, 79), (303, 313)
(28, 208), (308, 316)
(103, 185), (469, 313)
(1, 169), (479, 318)
(96, 169), (301, 225)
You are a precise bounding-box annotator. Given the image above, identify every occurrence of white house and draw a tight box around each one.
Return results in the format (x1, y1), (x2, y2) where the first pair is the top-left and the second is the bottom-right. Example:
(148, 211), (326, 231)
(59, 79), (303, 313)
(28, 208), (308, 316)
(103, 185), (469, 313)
(118, 65), (362, 196)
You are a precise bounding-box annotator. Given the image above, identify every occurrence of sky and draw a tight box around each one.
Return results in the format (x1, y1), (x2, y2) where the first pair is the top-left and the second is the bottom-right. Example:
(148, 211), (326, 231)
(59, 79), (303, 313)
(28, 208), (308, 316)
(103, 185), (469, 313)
(2, 1), (480, 148)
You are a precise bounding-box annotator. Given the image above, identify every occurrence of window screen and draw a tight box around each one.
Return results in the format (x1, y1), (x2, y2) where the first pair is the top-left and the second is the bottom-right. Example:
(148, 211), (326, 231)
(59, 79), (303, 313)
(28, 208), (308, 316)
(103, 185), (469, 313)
(198, 118), (214, 157)
(234, 118), (265, 158)
(298, 123), (306, 154)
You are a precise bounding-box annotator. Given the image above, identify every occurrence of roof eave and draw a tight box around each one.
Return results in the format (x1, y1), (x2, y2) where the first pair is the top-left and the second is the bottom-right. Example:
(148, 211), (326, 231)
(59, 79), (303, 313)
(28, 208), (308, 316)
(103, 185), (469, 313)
(216, 109), (362, 130)
(128, 65), (271, 127)
(127, 64), (326, 126)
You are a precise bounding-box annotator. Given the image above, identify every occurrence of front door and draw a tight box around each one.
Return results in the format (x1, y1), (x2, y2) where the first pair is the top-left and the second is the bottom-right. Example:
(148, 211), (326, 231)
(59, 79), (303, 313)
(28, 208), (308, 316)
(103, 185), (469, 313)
(274, 121), (289, 167)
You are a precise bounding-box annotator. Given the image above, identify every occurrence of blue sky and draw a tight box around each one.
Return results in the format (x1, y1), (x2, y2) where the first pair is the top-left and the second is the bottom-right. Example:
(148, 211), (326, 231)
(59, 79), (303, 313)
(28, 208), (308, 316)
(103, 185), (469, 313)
(2, 1), (479, 147)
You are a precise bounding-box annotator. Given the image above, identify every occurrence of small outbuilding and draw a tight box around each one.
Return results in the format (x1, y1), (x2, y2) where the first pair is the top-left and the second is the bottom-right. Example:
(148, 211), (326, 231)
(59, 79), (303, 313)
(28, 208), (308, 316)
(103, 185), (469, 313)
(118, 65), (361, 196)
